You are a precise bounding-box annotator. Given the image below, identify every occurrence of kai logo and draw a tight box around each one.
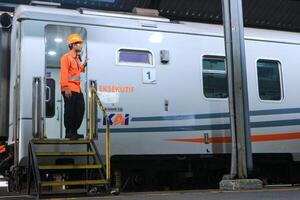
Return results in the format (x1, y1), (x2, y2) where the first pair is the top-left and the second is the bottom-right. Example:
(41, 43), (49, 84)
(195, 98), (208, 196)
(103, 113), (129, 126)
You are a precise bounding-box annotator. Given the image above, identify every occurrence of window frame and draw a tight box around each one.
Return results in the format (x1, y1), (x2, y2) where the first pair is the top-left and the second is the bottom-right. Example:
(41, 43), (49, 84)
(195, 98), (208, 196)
(255, 58), (284, 102)
(116, 48), (155, 68)
(202, 55), (228, 100)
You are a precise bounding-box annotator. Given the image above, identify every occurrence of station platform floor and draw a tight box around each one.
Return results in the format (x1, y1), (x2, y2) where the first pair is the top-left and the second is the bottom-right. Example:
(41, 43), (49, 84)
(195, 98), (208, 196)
(2, 186), (300, 200)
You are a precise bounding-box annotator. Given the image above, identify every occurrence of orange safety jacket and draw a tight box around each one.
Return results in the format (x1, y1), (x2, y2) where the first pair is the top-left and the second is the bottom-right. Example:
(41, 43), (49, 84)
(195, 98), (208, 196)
(60, 50), (85, 93)
(0, 145), (5, 154)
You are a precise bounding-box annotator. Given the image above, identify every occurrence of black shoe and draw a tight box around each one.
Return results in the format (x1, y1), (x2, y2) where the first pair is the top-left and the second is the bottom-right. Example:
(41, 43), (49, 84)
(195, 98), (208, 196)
(75, 133), (84, 139)
(65, 130), (72, 139)
(65, 134), (72, 139)
(70, 133), (84, 140)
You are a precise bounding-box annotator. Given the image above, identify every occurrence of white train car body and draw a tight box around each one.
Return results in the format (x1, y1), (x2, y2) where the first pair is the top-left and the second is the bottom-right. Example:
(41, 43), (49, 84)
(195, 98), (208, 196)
(8, 5), (300, 166)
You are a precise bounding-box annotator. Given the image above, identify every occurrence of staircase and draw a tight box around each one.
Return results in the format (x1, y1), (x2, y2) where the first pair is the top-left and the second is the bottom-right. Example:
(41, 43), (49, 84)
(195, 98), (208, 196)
(28, 82), (112, 199)
(27, 139), (109, 198)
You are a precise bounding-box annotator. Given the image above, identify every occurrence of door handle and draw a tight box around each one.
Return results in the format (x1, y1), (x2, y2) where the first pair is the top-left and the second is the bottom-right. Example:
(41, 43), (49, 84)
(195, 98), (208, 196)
(56, 106), (59, 121)
(45, 86), (51, 102)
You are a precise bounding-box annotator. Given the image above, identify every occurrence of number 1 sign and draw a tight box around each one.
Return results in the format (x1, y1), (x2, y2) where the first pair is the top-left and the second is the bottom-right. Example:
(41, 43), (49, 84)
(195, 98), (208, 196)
(143, 68), (156, 84)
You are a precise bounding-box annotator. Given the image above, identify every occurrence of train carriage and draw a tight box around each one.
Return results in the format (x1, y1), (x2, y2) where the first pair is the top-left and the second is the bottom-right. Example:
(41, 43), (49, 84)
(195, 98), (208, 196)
(4, 4), (300, 191)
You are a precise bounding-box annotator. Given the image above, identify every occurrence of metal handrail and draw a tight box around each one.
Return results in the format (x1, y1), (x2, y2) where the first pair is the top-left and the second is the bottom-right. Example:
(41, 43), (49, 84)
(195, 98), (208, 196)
(32, 77), (42, 139)
(27, 141), (41, 198)
(89, 86), (111, 182)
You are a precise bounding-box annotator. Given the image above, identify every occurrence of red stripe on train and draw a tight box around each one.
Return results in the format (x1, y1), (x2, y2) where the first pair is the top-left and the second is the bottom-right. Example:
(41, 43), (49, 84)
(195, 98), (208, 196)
(165, 132), (300, 143)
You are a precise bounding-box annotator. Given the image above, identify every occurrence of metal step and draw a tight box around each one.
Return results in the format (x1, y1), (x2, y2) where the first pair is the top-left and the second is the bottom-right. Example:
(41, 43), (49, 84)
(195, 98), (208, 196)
(32, 139), (90, 144)
(41, 179), (107, 187)
(39, 164), (102, 170)
(36, 152), (96, 156)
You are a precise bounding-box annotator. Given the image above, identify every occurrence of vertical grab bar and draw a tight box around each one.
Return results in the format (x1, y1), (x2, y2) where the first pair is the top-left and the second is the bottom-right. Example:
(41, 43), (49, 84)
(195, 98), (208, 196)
(32, 77), (42, 139)
(89, 81), (98, 140)
(89, 84), (95, 140)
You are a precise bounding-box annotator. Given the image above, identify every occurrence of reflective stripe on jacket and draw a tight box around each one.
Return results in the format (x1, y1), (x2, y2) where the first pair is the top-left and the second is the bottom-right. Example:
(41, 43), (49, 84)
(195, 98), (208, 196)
(60, 50), (85, 93)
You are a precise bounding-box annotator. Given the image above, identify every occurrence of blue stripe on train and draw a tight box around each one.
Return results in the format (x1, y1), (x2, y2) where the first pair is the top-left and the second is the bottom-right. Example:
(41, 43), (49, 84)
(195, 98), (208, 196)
(131, 108), (300, 122)
(99, 118), (300, 133)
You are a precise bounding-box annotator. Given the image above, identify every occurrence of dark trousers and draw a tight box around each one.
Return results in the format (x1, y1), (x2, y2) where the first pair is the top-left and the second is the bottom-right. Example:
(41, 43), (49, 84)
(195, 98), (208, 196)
(62, 92), (85, 135)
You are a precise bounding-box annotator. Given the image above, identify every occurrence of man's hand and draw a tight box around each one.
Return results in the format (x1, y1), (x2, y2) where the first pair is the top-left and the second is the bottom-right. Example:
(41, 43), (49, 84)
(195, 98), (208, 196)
(83, 57), (88, 67)
(64, 88), (72, 98)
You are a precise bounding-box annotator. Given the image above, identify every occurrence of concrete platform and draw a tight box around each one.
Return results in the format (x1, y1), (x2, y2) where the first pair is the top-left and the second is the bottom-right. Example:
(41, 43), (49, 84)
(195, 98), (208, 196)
(2, 187), (300, 199)
(219, 179), (263, 190)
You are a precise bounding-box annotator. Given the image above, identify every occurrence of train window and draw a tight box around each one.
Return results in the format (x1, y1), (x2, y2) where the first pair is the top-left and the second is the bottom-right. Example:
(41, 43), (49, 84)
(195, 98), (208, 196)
(46, 78), (55, 118)
(202, 56), (228, 98)
(257, 59), (282, 101)
(117, 49), (154, 67)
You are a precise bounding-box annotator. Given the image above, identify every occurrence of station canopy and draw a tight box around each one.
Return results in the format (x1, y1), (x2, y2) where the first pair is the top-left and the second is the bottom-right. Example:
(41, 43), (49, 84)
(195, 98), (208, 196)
(1, 0), (300, 32)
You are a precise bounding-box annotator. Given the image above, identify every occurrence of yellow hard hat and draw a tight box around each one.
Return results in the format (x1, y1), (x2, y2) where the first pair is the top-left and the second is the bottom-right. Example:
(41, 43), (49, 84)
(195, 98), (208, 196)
(67, 33), (83, 45)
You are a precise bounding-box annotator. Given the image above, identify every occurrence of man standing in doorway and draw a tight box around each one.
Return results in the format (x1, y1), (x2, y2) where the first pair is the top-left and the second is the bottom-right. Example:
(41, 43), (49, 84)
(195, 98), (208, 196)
(60, 33), (87, 140)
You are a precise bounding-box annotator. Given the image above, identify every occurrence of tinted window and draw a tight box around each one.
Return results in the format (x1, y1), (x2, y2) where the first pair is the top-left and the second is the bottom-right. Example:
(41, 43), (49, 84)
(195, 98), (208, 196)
(203, 57), (228, 98)
(118, 49), (153, 65)
(46, 78), (55, 118)
(257, 60), (282, 101)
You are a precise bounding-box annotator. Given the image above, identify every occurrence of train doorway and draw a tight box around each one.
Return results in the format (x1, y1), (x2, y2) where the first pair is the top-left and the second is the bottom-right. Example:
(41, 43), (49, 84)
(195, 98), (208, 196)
(44, 25), (88, 139)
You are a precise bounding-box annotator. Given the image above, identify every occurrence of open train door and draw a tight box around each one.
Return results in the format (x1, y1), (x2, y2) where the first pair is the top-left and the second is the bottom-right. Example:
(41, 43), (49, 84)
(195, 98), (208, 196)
(44, 25), (88, 139)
